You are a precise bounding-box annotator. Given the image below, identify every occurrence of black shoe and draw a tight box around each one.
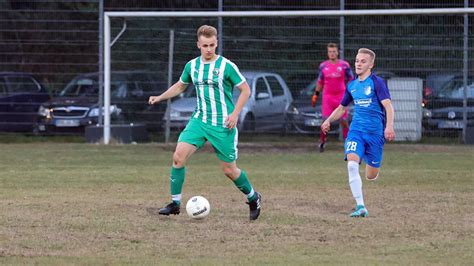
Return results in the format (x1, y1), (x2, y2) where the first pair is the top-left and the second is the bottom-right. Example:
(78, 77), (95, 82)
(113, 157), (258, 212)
(158, 202), (180, 216)
(319, 142), (326, 153)
(247, 192), (261, 220)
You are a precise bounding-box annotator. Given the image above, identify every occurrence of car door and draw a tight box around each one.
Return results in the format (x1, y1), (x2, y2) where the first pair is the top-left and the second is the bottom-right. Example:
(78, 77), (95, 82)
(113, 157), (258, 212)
(5, 75), (49, 131)
(264, 74), (289, 129)
(251, 76), (272, 130)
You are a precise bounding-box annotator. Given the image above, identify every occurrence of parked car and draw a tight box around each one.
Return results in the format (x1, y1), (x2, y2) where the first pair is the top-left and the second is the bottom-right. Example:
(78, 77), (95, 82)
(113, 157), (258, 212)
(164, 71), (293, 133)
(423, 72), (473, 108)
(0, 72), (50, 132)
(423, 82), (474, 131)
(37, 71), (167, 133)
(285, 70), (397, 134)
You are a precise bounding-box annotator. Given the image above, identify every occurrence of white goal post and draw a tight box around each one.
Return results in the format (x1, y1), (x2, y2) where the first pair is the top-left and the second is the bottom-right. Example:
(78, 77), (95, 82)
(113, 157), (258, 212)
(103, 8), (474, 144)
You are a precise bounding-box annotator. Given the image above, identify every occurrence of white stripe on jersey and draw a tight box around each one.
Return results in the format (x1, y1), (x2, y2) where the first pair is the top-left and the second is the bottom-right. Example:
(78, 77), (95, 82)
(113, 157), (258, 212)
(198, 61), (207, 123)
(218, 58), (228, 126)
(208, 61), (218, 126)
(234, 127), (239, 160)
(190, 59), (201, 119)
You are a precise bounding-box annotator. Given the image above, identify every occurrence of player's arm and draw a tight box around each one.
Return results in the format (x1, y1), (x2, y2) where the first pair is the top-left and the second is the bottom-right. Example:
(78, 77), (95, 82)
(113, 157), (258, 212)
(320, 104), (348, 134)
(148, 81), (187, 105)
(227, 81), (250, 129)
(311, 83), (322, 107)
(312, 67), (324, 107)
(382, 99), (395, 141)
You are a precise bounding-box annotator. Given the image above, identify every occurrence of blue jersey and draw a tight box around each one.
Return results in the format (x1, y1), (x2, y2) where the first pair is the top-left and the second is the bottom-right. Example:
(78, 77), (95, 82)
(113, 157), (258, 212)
(341, 74), (391, 135)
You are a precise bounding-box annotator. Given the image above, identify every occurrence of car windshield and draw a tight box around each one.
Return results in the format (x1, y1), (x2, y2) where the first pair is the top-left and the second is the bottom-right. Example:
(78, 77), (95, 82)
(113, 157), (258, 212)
(60, 75), (133, 98)
(446, 84), (474, 99)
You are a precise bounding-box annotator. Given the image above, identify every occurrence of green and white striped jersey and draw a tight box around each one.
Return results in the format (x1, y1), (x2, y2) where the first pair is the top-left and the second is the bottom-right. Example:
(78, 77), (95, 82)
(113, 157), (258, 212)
(179, 55), (246, 128)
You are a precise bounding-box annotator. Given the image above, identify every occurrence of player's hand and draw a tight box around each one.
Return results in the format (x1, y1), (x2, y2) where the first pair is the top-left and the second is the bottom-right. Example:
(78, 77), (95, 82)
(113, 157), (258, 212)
(225, 113), (239, 129)
(148, 96), (161, 105)
(321, 119), (330, 134)
(311, 94), (318, 107)
(384, 126), (395, 141)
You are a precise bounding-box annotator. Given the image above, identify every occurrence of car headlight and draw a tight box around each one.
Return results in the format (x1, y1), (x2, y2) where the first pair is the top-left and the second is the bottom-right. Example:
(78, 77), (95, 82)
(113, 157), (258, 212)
(88, 105), (121, 117)
(38, 105), (51, 118)
(287, 106), (299, 115)
(423, 109), (432, 118)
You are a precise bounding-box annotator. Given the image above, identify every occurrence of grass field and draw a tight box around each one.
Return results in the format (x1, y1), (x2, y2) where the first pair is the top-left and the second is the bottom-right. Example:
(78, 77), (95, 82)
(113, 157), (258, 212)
(0, 142), (472, 264)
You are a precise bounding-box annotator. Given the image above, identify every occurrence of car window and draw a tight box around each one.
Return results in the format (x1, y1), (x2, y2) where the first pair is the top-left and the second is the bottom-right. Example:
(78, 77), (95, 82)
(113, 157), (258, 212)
(438, 77), (473, 98)
(131, 73), (155, 92)
(6, 76), (40, 93)
(111, 81), (132, 98)
(255, 77), (268, 97)
(61, 78), (98, 97)
(266, 76), (284, 96)
(448, 84), (474, 99)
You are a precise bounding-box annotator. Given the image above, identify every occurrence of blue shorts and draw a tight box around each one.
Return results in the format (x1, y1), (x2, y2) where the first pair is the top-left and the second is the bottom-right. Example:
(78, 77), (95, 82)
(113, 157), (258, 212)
(344, 130), (385, 168)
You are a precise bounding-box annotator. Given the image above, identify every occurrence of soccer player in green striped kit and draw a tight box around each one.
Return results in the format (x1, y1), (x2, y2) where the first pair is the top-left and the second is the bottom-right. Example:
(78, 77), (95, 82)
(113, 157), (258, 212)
(149, 25), (261, 220)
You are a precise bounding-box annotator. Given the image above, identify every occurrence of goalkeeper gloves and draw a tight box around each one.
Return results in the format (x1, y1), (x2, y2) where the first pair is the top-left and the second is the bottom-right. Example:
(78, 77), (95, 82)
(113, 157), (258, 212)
(311, 91), (320, 107)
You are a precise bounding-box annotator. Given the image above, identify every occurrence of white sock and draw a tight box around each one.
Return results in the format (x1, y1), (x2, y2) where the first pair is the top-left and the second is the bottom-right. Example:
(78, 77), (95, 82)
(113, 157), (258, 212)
(347, 161), (364, 206)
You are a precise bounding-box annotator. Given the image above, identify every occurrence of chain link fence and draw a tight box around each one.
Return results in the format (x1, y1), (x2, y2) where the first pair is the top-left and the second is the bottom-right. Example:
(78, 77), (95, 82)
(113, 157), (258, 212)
(0, 1), (472, 143)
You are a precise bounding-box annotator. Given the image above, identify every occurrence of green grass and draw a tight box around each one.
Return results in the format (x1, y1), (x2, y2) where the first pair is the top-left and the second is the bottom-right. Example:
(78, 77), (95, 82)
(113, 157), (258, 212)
(0, 142), (472, 265)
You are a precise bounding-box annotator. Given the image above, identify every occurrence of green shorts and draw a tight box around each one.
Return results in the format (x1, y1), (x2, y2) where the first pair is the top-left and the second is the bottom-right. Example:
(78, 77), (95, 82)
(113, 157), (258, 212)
(178, 118), (238, 162)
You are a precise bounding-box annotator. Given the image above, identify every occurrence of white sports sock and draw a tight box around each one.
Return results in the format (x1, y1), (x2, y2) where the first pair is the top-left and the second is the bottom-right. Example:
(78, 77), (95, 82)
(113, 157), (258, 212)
(347, 161), (364, 206)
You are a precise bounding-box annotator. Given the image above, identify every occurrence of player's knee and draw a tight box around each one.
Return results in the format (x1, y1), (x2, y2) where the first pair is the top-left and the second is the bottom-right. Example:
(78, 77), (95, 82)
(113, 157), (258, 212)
(172, 152), (186, 167)
(366, 172), (379, 180)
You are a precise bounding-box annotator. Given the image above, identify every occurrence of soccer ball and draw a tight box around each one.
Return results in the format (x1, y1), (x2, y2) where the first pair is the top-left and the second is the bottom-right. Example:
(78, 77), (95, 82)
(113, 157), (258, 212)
(186, 196), (210, 219)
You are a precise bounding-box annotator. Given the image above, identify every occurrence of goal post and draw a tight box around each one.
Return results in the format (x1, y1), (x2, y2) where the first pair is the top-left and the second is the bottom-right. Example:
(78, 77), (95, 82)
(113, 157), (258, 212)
(103, 8), (474, 144)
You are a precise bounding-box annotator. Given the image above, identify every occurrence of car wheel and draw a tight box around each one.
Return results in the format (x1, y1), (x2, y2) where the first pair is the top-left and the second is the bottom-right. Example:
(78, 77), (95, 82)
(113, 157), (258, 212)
(281, 116), (292, 136)
(241, 114), (255, 133)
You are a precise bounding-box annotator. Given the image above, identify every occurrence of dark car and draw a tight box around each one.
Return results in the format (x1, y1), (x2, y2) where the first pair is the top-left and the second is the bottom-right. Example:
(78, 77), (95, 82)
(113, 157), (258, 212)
(38, 71), (167, 133)
(285, 70), (397, 134)
(0, 72), (50, 132)
(423, 82), (474, 131)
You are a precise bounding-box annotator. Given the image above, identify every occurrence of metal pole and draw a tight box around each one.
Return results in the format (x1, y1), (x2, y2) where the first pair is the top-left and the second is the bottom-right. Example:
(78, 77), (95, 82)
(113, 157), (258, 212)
(338, 0), (345, 141)
(462, 0), (469, 143)
(165, 30), (174, 144)
(98, 0), (104, 126)
(339, 0), (345, 60)
(217, 0), (223, 55)
(104, 15), (111, 144)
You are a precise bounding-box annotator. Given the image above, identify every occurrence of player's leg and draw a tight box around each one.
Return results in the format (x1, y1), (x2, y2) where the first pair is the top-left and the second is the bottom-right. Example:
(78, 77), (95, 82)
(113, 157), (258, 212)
(209, 127), (261, 220)
(221, 161), (261, 221)
(344, 132), (368, 217)
(159, 119), (205, 216)
(363, 133), (385, 181)
(319, 99), (334, 152)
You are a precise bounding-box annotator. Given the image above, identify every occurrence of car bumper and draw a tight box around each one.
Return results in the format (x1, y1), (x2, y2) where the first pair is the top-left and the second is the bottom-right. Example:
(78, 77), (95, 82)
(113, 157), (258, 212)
(286, 113), (324, 134)
(424, 118), (473, 130)
(38, 117), (98, 132)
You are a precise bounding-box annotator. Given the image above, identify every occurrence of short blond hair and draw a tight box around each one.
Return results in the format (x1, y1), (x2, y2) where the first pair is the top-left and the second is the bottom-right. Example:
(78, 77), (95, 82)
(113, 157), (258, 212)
(358, 48), (376, 62)
(197, 25), (217, 39)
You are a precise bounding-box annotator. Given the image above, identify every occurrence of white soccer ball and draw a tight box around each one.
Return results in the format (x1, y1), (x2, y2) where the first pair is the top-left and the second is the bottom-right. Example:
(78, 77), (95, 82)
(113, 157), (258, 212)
(186, 196), (210, 219)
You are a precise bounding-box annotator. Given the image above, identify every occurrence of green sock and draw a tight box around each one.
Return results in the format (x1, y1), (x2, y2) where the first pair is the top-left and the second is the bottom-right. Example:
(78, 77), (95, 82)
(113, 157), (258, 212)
(170, 166), (185, 205)
(233, 170), (256, 201)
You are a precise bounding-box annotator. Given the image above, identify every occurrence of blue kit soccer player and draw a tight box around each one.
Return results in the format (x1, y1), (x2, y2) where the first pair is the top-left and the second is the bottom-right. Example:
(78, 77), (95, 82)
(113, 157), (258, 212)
(321, 48), (395, 217)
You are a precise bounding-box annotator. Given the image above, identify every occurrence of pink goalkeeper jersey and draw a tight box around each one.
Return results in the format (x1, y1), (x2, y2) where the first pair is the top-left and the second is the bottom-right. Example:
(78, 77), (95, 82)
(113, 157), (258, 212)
(317, 59), (354, 117)
(317, 59), (353, 97)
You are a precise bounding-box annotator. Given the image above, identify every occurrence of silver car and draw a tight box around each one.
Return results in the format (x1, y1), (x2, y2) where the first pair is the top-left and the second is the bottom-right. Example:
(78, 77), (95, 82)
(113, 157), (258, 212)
(165, 71), (293, 133)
